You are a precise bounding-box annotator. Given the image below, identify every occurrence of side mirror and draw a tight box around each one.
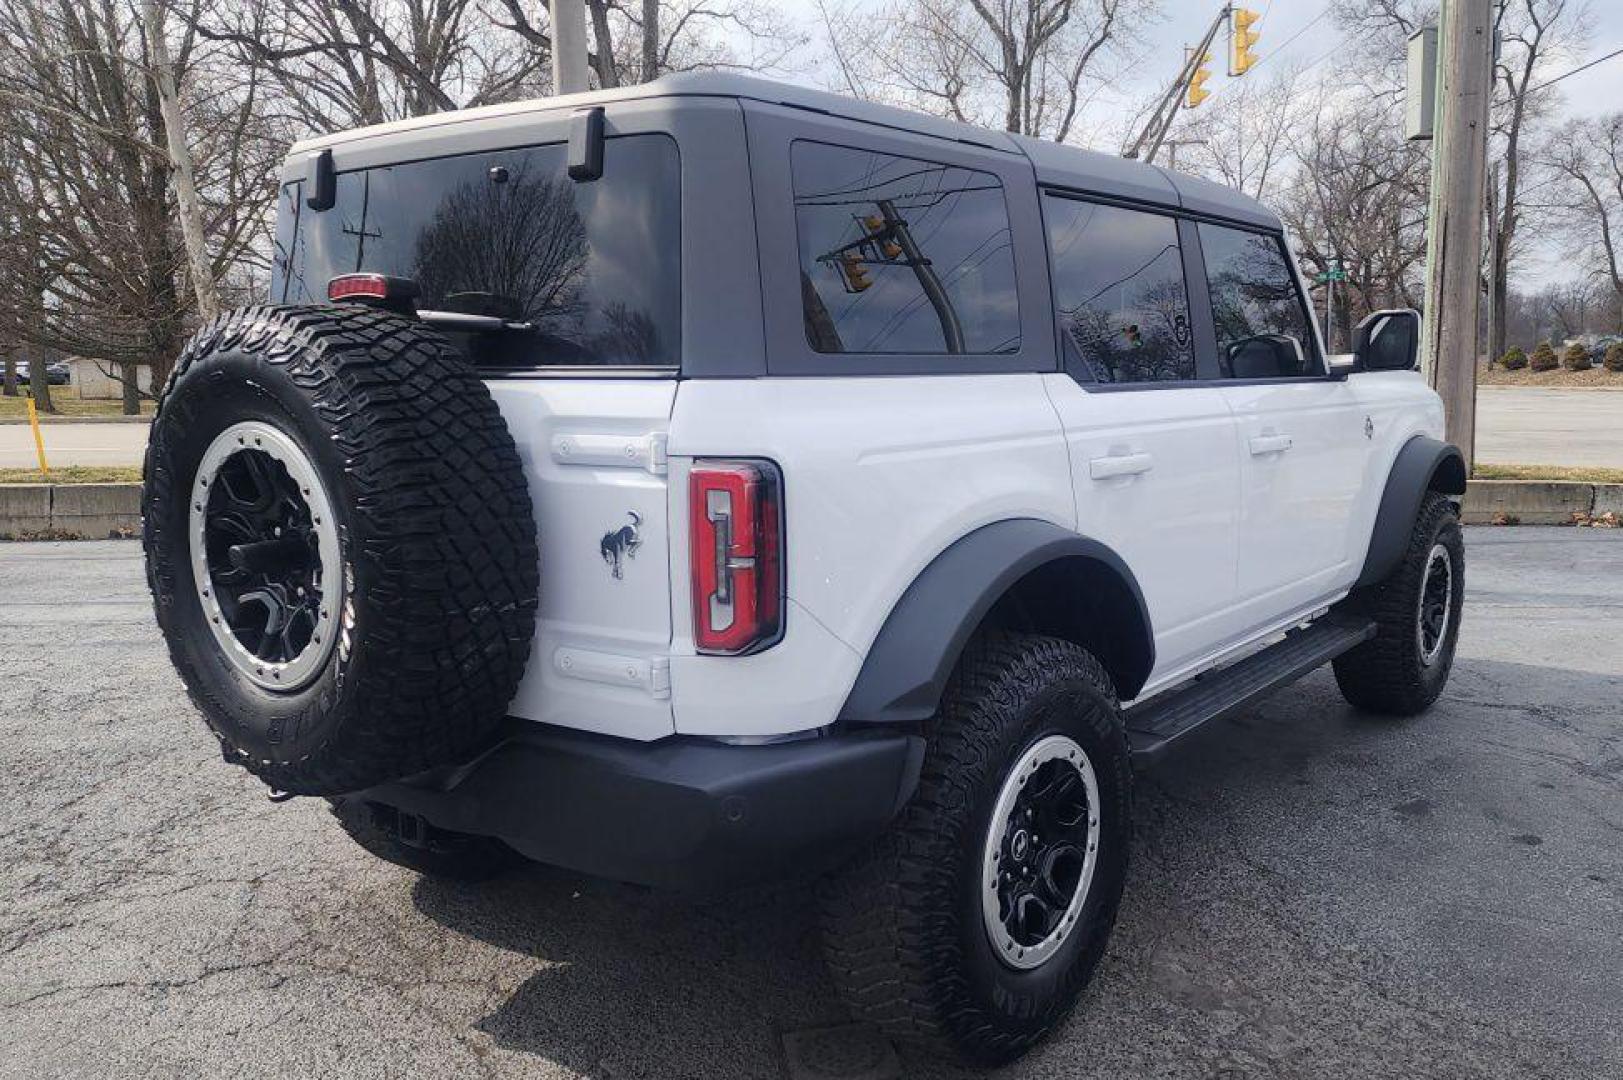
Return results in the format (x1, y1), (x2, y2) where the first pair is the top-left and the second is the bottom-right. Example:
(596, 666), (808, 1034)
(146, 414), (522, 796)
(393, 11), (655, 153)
(1226, 333), (1305, 378)
(1353, 309), (1421, 372)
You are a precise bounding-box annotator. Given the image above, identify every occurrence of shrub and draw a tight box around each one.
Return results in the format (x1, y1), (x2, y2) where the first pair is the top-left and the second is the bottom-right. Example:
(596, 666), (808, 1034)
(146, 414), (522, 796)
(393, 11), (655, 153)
(1606, 343), (1623, 372)
(1499, 346), (1528, 370)
(1564, 342), (1593, 371)
(1529, 340), (1560, 372)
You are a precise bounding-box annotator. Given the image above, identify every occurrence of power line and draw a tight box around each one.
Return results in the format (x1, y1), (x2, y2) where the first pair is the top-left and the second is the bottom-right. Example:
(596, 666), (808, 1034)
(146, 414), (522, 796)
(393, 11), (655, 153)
(1243, 8), (1332, 75)
(1528, 44), (1623, 94)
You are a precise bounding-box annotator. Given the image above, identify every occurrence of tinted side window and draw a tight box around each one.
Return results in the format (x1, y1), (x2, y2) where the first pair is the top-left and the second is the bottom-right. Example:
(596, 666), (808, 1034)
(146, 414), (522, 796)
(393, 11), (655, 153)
(1198, 223), (1319, 379)
(1044, 195), (1195, 384)
(792, 141), (1020, 355)
(281, 134), (680, 369)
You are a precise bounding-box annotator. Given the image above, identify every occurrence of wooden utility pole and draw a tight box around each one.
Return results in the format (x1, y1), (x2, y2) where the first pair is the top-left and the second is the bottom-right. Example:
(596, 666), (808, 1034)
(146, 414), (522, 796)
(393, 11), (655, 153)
(142, 0), (219, 322)
(1419, 0), (1493, 471)
(551, 0), (590, 94)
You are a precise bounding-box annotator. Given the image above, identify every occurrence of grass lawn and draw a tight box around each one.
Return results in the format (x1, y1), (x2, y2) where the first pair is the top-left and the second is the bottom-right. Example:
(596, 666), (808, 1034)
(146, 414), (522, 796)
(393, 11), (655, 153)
(0, 466), (142, 485)
(0, 388), (153, 422)
(1473, 463), (1623, 485)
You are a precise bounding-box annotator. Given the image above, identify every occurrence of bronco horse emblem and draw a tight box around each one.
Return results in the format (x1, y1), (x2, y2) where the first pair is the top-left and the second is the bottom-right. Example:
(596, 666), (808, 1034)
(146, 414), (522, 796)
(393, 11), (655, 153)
(600, 511), (643, 580)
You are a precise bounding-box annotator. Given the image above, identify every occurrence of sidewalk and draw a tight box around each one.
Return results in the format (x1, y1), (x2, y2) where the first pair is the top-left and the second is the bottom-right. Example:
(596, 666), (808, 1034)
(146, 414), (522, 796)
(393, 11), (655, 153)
(0, 420), (150, 469)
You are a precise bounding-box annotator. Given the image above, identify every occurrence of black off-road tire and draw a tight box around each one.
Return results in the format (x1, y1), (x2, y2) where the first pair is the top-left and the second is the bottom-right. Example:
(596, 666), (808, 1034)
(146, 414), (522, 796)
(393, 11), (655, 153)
(819, 633), (1132, 1066)
(143, 305), (539, 796)
(329, 798), (521, 881)
(1333, 492), (1464, 715)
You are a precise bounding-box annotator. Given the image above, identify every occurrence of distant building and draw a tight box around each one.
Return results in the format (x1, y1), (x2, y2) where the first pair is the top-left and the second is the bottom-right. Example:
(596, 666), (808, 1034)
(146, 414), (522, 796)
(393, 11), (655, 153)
(72, 359), (152, 400)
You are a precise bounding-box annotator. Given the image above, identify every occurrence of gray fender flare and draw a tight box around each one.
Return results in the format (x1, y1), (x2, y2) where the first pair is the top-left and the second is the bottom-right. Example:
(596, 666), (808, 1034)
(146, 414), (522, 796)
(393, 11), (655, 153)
(1355, 435), (1467, 589)
(837, 519), (1154, 727)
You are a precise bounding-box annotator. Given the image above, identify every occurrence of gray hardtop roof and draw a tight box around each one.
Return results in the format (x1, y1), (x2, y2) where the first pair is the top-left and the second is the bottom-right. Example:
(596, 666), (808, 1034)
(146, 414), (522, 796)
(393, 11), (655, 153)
(286, 72), (1278, 230)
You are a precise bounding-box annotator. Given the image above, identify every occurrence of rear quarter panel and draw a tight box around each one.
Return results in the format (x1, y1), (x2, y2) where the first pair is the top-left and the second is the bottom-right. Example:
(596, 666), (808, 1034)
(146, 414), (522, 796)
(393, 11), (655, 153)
(665, 375), (1074, 738)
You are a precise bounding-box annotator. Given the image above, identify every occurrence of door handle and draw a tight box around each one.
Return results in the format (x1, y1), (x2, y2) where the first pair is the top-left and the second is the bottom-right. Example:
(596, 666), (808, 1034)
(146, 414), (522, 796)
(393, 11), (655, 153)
(1089, 452), (1154, 480)
(1249, 434), (1293, 456)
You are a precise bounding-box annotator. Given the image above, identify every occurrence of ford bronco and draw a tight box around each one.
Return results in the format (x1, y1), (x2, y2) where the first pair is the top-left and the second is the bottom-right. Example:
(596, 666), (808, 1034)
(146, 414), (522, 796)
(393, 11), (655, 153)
(143, 74), (1466, 1065)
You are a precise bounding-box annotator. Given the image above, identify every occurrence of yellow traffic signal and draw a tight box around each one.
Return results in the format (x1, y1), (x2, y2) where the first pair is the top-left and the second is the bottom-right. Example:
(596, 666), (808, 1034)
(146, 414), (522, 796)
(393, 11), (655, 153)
(840, 250), (872, 292)
(1186, 49), (1212, 109)
(863, 214), (903, 259)
(1233, 8), (1261, 75)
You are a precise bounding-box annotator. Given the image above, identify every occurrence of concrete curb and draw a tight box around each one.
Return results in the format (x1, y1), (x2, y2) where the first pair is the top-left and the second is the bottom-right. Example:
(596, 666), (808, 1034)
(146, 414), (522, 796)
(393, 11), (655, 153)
(0, 482), (141, 539)
(2, 478), (1618, 539)
(1463, 480), (1623, 525)
(0, 415), (152, 425)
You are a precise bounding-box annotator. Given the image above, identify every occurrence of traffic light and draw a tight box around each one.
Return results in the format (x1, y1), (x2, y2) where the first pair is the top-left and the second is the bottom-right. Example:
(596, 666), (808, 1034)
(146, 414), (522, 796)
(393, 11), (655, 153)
(1233, 8), (1261, 75)
(1122, 323), (1143, 349)
(863, 214), (903, 260)
(1186, 49), (1212, 109)
(839, 250), (872, 292)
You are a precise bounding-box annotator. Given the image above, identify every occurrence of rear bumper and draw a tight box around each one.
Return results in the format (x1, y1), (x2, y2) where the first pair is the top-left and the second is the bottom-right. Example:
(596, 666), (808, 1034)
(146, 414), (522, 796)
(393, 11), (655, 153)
(356, 722), (925, 891)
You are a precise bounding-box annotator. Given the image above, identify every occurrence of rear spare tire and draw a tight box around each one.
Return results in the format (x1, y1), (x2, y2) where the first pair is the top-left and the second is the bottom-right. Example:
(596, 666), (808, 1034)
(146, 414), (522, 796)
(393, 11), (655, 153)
(143, 305), (538, 796)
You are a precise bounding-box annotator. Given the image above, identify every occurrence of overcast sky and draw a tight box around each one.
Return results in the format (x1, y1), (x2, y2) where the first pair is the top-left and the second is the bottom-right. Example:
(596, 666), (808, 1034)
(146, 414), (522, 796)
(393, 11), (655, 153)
(770, 0), (1623, 287)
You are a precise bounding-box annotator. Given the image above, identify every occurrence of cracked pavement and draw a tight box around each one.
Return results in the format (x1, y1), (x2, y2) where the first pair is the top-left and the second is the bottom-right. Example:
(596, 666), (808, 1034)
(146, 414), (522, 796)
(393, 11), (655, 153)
(2, 530), (1620, 1079)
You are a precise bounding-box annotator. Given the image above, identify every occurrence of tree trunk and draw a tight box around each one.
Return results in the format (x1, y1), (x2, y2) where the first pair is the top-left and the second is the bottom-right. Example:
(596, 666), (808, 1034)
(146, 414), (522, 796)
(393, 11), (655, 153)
(641, 0), (659, 83)
(585, 0), (619, 87)
(121, 364), (141, 415)
(30, 356), (56, 414)
(2, 354), (15, 397)
(143, 0), (220, 322)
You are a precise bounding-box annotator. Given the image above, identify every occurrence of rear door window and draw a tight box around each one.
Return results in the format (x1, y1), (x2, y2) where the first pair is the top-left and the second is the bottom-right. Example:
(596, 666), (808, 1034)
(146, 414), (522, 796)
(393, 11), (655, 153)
(792, 140), (1020, 356)
(276, 134), (681, 370)
(1198, 222), (1320, 379)
(1043, 195), (1196, 384)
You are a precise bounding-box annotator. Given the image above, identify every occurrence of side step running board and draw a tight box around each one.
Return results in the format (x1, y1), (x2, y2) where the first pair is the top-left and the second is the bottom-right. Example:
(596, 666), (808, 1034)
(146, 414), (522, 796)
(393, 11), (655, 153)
(1124, 614), (1377, 760)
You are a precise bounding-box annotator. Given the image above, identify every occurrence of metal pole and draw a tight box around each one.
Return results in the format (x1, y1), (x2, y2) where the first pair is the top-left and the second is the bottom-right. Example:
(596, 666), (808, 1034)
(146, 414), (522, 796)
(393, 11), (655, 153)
(1486, 160), (1500, 365)
(879, 199), (965, 354)
(551, 0), (589, 94)
(1326, 260), (1335, 354)
(1419, 0), (1492, 472)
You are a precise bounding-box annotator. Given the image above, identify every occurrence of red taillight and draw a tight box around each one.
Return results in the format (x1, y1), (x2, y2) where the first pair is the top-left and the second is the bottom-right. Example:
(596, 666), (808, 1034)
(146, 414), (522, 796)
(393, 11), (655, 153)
(690, 460), (783, 655)
(327, 273), (418, 308)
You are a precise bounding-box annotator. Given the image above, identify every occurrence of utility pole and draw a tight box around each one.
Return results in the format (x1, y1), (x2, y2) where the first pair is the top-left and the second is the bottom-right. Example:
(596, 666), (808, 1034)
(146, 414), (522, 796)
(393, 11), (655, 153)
(878, 199), (965, 354)
(1124, 5), (1229, 165)
(551, 0), (589, 94)
(1418, 0), (1493, 472)
(142, 0), (219, 322)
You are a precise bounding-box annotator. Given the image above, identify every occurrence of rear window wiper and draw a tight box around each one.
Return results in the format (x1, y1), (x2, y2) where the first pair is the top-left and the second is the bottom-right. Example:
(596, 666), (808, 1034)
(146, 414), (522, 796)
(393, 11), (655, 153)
(417, 309), (536, 334)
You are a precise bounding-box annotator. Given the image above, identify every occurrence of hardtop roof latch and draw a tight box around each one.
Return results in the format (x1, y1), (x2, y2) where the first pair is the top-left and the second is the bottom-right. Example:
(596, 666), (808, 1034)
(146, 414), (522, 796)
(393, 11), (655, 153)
(305, 148), (335, 211)
(568, 107), (605, 183)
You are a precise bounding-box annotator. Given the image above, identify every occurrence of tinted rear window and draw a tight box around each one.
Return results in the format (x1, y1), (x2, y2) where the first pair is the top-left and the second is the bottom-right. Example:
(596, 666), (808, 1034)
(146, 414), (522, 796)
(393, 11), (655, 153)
(791, 140), (1020, 356)
(273, 134), (680, 370)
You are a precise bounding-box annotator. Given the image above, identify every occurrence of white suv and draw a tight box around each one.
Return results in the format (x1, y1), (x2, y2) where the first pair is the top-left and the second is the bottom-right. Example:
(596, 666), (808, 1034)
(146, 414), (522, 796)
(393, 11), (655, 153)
(142, 74), (1466, 1066)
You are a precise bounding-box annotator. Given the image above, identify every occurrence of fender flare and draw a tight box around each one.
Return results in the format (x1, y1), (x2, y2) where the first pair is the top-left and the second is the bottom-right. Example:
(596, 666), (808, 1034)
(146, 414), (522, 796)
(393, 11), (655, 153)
(1355, 435), (1467, 589)
(837, 519), (1155, 727)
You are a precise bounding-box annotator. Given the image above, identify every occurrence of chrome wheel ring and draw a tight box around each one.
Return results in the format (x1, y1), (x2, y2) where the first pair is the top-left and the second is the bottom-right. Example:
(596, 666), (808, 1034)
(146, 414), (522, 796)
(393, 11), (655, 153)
(1416, 542), (1454, 668)
(188, 421), (341, 691)
(981, 734), (1102, 971)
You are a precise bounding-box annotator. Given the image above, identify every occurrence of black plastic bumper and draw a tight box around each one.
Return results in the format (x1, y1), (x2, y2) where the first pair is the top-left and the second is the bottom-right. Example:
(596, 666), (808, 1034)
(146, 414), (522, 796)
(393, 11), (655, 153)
(355, 722), (926, 891)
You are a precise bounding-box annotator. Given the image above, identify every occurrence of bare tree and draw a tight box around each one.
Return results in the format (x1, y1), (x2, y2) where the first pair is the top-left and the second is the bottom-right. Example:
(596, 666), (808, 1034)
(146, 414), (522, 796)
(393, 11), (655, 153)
(1277, 79), (1432, 326)
(823, 0), (1153, 142)
(1547, 113), (1623, 332)
(1172, 66), (1303, 201)
(1338, 0), (1585, 363)
(0, 0), (280, 406)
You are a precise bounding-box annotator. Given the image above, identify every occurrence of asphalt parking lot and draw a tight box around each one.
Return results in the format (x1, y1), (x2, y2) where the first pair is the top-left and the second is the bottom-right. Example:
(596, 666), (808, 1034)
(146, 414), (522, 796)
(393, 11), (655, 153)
(2, 530), (1620, 1079)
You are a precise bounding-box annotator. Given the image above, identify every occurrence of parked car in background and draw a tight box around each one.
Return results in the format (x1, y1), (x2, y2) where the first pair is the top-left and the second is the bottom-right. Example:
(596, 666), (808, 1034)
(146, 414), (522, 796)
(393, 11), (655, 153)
(14, 360), (72, 386)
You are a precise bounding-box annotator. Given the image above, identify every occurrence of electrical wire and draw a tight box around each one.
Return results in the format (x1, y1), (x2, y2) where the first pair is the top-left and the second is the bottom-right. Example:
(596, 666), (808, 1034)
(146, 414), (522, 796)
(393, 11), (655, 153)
(1528, 44), (1623, 94)
(1242, 7), (1332, 75)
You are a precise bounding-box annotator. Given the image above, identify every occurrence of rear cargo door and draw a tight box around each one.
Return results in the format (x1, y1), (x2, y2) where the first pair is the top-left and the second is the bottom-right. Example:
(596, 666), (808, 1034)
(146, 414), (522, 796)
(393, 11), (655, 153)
(490, 380), (677, 739)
